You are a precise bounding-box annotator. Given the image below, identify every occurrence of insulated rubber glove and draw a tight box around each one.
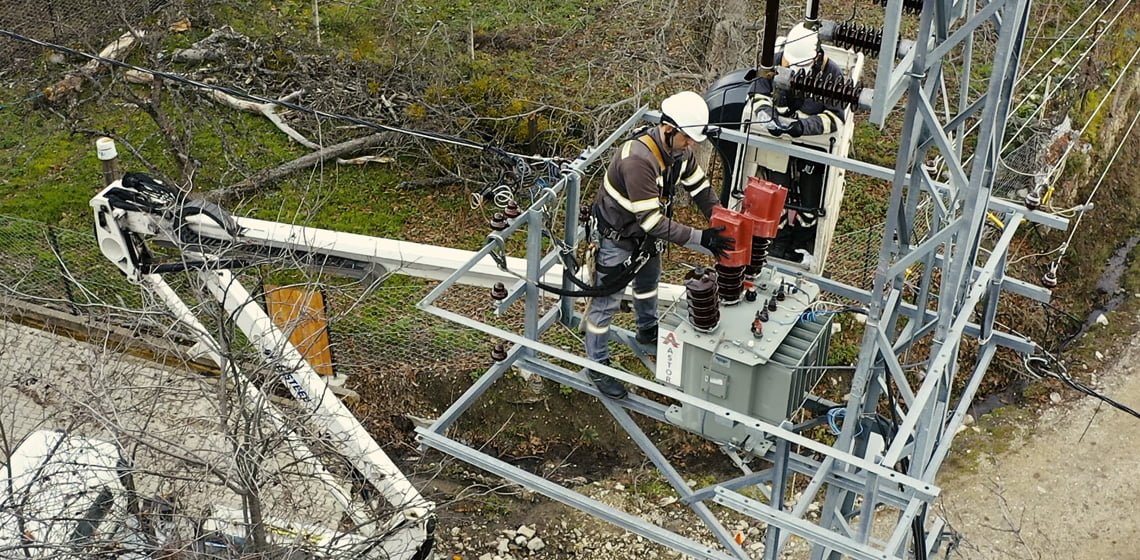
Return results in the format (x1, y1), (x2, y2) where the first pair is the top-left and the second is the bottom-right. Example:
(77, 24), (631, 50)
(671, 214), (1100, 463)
(768, 119), (805, 138)
(700, 226), (735, 259)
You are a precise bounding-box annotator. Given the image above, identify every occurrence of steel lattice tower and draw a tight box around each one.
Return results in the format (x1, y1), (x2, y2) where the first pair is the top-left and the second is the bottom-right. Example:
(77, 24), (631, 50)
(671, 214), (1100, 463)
(413, 0), (1069, 558)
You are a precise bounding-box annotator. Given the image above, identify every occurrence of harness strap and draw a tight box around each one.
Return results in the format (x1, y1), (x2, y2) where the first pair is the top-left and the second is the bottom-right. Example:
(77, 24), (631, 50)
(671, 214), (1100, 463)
(637, 135), (666, 172)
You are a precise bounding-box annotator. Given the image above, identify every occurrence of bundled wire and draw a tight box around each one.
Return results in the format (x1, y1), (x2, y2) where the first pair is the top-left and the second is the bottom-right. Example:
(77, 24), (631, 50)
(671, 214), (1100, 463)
(1025, 351), (1140, 420)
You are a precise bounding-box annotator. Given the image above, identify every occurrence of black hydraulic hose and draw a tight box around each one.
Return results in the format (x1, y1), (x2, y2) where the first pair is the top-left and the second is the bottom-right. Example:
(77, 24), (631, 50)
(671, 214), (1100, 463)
(760, 0), (782, 69)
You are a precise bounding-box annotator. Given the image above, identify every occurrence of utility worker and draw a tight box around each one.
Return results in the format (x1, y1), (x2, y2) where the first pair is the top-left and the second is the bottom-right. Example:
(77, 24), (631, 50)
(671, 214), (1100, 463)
(585, 91), (735, 399)
(743, 23), (847, 264)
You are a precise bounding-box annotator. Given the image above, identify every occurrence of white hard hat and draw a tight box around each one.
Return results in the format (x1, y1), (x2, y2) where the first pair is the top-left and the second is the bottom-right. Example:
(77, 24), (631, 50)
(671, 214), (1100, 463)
(660, 91), (709, 143)
(781, 23), (820, 68)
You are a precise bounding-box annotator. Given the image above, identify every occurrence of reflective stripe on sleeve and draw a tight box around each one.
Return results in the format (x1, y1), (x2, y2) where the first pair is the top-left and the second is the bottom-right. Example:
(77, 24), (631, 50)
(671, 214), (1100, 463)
(639, 210), (664, 232)
(604, 175), (662, 213)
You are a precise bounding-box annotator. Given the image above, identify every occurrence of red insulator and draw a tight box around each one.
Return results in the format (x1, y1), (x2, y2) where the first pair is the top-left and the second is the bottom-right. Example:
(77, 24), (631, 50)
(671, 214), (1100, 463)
(742, 178), (787, 239)
(685, 268), (720, 332)
(504, 200), (522, 219)
(710, 207), (754, 268)
(579, 204), (592, 223)
(751, 313), (764, 338)
(490, 282), (508, 300)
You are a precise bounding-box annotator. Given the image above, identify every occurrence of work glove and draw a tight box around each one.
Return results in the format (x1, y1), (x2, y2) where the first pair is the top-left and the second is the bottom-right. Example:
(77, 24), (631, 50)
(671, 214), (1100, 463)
(768, 119), (805, 138)
(700, 226), (735, 259)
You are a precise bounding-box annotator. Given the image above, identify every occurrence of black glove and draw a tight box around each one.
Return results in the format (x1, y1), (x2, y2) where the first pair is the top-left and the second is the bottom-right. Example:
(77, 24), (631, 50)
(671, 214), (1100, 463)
(768, 119), (805, 138)
(700, 226), (735, 259)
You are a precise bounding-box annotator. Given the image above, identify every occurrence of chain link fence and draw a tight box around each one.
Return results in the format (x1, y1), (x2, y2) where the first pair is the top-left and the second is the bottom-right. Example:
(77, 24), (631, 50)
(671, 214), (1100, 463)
(0, 214), (497, 434)
(0, 0), (160, 70)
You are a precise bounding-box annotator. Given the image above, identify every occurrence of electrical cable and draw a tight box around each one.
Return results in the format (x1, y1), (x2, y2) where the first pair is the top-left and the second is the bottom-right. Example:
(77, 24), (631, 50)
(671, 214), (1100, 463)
(0, 28), (554, 164)
(1024, 351), (1140, 420)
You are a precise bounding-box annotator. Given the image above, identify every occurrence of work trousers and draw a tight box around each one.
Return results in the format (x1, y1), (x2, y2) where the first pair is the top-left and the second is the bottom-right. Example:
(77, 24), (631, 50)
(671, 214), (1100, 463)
(584, 238), (661, 362)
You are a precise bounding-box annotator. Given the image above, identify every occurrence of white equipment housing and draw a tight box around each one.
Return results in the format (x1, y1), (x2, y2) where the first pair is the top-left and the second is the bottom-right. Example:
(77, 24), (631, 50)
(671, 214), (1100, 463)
(731, 44), (866, 274)
(91, 179), (437, 560)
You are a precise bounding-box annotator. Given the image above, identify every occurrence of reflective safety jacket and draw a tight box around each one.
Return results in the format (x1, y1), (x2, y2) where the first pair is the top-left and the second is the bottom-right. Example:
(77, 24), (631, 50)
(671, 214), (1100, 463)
(593, 127), (719, 246)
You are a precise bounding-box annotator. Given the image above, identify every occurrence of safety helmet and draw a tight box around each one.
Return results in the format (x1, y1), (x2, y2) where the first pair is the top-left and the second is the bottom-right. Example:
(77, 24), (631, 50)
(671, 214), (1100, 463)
(660, 91), (709, 143)
(780, 23), (820, 69)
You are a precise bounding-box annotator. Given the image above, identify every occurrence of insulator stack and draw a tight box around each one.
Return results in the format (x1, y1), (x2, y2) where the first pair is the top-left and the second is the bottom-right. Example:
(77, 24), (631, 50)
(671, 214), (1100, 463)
(789, 69), (864, 110)
(685, 268), (721, 332)
(746, 237), (771, 278)
(831, 22), (883, 55)
(879, 0), (924, 14)
(715, 263), (747, 305)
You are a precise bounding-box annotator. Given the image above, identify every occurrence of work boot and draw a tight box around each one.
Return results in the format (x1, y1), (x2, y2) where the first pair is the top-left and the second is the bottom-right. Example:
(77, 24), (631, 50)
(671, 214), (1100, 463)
(587, 359), (628, 399)
(635, 325), (658, 345)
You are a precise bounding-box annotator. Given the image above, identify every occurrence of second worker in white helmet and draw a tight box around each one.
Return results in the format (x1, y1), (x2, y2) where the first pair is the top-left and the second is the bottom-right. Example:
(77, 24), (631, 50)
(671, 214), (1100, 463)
(585, 91), (734, 399)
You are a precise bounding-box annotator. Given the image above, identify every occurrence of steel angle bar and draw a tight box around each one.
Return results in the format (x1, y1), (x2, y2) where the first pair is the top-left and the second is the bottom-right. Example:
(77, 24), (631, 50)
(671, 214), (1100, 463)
(767, 265), (1035, 353)
(426, 307), (560, 435)
(877, 330), (917, 407)
(709, 126), (1063, 230)
(763, 436), (792, 559)
(922, 343), (998, 480)
(516, 356), (669, 422)
(496, 250), (561, 313)
(421, 302), (939, 499)
(714, 488), (902, 560)
(598, 398), (750, 560)
(871, 0), (907, 123)
(561, 169), (581, 326)
(925, 0), (1010, 66)
(880, 214), (1023, 467)
(920, 169), (950, 220)
(416, 430), (739, 560)
(885, 215), (965, 280)
(857, 472), (881, 543)
(885, 499), (927, 556)
(420, 107), (647, 309)
(915, 90), (970, 191)
(683, 470), (774, 506)
(777, 453), (913, 511)
(777, 456), (834, 550)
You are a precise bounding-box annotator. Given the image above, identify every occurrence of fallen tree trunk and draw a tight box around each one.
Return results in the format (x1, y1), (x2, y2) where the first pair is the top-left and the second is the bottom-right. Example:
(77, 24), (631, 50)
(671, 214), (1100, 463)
(214, 132), (397, 198)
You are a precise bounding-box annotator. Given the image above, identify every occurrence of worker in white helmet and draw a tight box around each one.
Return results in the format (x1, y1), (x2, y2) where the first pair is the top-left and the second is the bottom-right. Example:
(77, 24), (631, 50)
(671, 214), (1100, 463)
(744, 22), (848, 263)
(584, 91), (733, 399)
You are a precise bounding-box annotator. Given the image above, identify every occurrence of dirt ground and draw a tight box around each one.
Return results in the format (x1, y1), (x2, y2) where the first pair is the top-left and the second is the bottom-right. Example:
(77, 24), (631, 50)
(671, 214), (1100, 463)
(937, 319), (1140, 560)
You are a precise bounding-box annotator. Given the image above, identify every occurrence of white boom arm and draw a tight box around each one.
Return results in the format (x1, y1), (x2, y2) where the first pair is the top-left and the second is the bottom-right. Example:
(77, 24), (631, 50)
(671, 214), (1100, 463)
(91, 179), (435, 560)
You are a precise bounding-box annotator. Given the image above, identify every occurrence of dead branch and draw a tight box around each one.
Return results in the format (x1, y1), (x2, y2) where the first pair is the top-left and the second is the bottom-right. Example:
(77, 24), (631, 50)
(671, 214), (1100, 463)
(43, 31), (144, 103)
(169, 26), (251, 64)
(124, 70), (319, 149)
(216, 132), (398, 198)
